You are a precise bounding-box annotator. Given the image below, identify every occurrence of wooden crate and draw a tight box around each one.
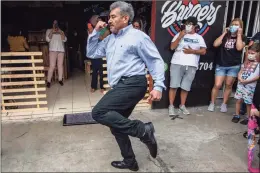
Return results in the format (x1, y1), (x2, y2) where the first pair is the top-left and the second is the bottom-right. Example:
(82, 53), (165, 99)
(1, 52), (48, 113)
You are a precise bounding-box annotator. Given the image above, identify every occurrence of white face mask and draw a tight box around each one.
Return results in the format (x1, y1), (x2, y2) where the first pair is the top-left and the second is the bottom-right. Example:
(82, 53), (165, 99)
(185, 25), (193, 33)
(248, 53), (257, 61)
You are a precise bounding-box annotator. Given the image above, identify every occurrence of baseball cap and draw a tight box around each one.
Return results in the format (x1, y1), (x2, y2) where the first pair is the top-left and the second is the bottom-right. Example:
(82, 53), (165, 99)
(182, 16), (198, 25)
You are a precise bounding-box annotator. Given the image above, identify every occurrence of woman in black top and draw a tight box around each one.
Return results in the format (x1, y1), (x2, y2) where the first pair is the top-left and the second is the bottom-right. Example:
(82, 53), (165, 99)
(208, 18), (246, 113)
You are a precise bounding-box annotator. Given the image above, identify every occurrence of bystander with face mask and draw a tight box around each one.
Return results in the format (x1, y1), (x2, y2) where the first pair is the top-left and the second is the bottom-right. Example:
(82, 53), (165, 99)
(169, 16), (207, 116)
(208, 18), (246, 113)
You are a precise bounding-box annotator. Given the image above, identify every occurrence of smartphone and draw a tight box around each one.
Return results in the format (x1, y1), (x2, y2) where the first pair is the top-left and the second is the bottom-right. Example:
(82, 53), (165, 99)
(180, 24), (185, 31)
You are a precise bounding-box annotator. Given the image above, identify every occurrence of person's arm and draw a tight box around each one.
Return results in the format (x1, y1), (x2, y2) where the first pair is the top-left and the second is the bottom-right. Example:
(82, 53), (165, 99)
(59, 30), (67, 42)
(87, 23), (94, 35)
(248, 40), (254, 47)
(244, 64), (260, 84)
(244, 76), (259, 84)
(86, 29), (107, 59)
(137, 34), (166, 93)
(188, 48), (207, 55)
(213, 29), (228, 47)
(170, 31), (185, 50)
(236, 29), (245, 51)
(46, 29), (52, 42)
(249, 32), (260, 47)
(183, 36), (207, 55)
(237, 68), (244, 82)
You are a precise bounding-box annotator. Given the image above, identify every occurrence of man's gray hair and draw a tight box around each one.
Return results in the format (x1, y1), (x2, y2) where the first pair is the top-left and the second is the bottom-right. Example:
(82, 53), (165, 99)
(110, 1), (135, 22)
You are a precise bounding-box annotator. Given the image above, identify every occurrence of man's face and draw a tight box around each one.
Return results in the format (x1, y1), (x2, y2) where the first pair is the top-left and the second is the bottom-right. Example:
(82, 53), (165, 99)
(108, 8), (129, 34)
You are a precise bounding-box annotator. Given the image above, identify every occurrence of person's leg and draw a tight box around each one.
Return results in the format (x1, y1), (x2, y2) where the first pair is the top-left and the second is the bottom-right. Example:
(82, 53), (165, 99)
(169, 64), (184, 116)
(47, 51), (58, 84)
(221, 65), (240, 112)
(233, 83), (244, 123)
(92, 75), (157, 165)
(169, 89), (177, 105)
(91, 59), (98, 92)
(57, 52), (64, 82)
(208, 65), (226, 112)
(92, 76), (147, 137)
(240, 101), (247, 115)
(246, 104), (251, 118)
(98, 59), (104, 92)
(235, 99), (243, 115)
(240, 86), (255, 125)
(223, 76), (236, 104)
(232, 99), (242, 123)
(180, 90), (188, 106)
(110, 106), (137, 166)
(210, 76), (226, 104)
(179, 66), (197, 115)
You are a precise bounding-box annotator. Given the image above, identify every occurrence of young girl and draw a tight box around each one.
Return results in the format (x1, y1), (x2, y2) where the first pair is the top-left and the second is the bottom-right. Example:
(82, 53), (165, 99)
(232, 43), (260, 123)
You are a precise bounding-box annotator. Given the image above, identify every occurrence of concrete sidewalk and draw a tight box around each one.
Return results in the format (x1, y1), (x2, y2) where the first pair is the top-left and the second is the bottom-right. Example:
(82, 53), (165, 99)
(1, 106), (259, 172)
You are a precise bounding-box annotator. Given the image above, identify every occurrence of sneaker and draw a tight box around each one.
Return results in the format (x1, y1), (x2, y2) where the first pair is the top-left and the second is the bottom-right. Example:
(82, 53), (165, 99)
(240, 118), (248, 125)
(179, 105), (190, 115)
(220, 103), (227, 113)
(231, 115), (240, 123)
(169, 105), (177, 117)
(208, 103), (215, 112)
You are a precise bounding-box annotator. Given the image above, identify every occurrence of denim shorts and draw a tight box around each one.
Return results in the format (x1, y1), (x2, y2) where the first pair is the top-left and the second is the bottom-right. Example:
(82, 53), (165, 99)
(215, 65), (240, 77)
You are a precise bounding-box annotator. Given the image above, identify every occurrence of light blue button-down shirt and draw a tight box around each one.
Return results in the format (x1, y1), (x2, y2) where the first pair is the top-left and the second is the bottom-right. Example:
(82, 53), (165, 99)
(86, 25), (166, 92)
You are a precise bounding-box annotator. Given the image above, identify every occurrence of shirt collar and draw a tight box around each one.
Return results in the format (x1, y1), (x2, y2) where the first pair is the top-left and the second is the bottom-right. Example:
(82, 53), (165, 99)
(115, 24), (133, 36)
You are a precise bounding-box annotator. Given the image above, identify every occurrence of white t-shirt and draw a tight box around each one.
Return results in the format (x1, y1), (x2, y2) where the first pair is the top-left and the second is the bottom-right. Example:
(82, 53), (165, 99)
(171, 33), (207, 68)
(46, 29), (67, 52)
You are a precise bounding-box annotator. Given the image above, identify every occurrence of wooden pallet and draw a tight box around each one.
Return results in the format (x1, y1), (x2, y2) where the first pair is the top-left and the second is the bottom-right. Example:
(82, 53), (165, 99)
(1, 52), (48, 113)
(85, 58), (152, 109)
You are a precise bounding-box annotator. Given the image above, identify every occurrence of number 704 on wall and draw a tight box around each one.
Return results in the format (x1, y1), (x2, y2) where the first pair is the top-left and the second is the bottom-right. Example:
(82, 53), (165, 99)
(197, 62), (213, 70)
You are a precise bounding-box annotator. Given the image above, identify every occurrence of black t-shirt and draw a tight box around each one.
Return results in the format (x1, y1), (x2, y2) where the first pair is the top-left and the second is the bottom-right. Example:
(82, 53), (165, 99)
(251, 32), (260, 44)
(216, 35), (246, 67)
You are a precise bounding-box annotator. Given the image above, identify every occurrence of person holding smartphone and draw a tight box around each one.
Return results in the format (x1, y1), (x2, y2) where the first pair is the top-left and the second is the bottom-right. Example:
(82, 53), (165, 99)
(87, 1), (165, 170)
(46, 20), (67, 88)
(208, 18), (246, 113)
(169, 16), (207, 117)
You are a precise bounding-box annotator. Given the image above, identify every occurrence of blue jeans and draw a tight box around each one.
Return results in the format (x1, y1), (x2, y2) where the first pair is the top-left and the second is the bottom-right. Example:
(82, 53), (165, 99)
(215, 65), (240, 77)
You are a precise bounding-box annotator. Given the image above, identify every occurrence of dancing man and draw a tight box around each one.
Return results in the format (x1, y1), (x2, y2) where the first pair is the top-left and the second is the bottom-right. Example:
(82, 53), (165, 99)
(86, 1), (165, 171)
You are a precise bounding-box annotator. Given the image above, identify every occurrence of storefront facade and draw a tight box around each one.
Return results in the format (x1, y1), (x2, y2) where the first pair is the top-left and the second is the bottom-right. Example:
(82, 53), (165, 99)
(151, 0), (260, 109)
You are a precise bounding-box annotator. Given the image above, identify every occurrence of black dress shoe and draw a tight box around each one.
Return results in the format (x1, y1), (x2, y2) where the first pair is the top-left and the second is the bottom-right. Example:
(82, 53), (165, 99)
(140, 122), (157, 158)
(59, 81), (64, 86)
(111, 161), (139, 171)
